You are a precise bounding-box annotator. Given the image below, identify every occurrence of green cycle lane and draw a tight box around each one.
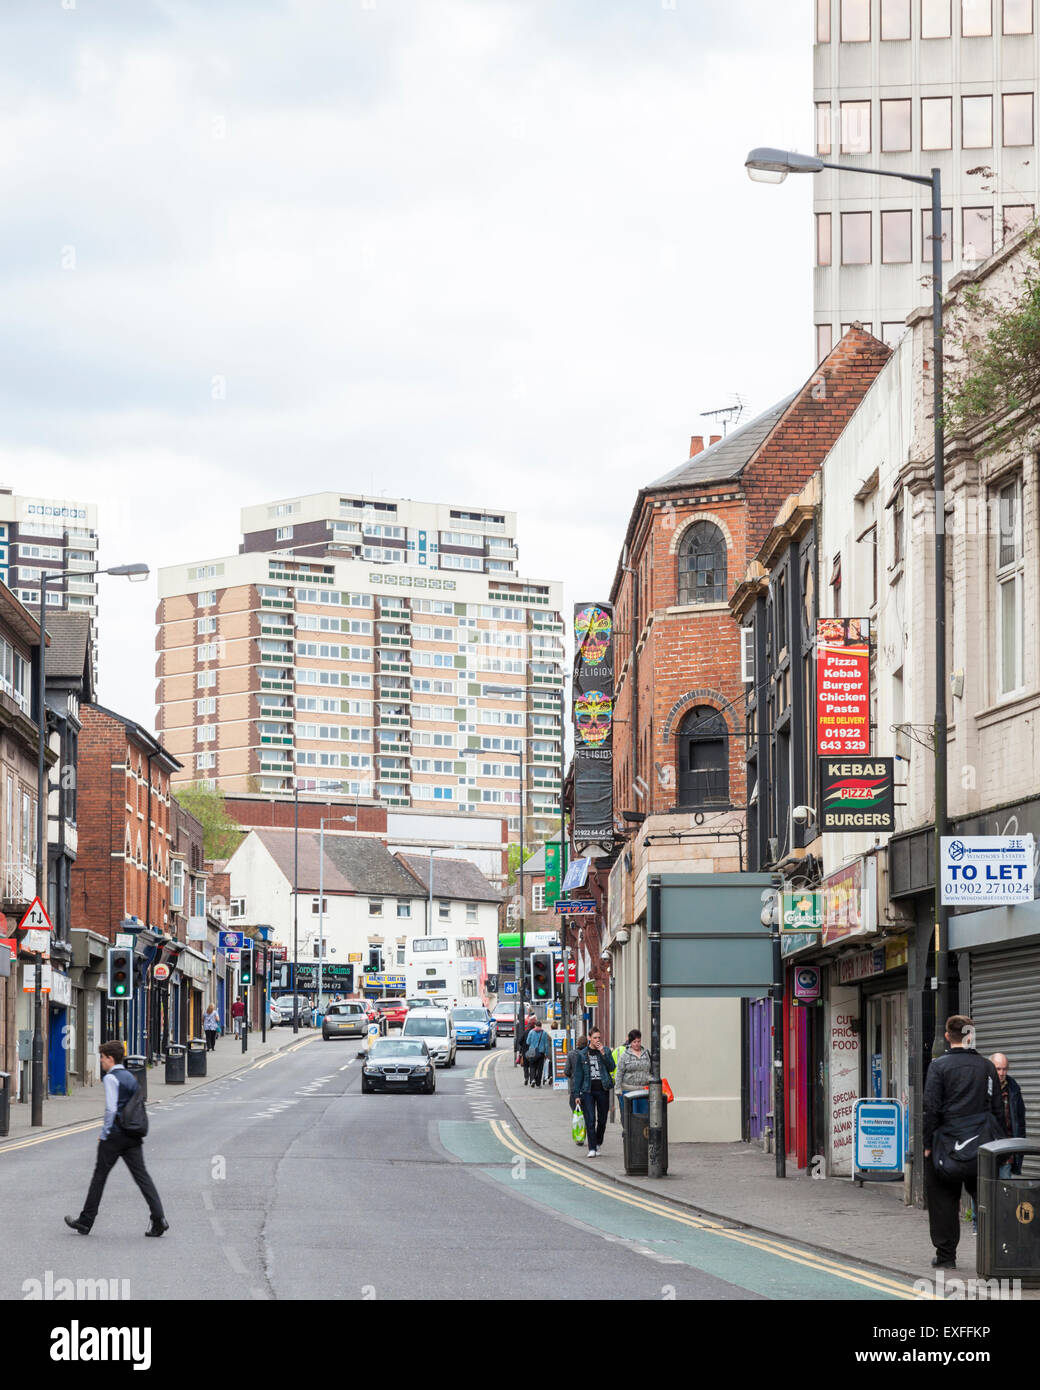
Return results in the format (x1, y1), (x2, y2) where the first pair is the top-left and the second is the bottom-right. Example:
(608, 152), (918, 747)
(438, 1120), (925, 1302)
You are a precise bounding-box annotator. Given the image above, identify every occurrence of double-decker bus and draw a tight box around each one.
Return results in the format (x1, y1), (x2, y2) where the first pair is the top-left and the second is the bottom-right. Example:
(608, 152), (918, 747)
(404, 935), (489, 1008)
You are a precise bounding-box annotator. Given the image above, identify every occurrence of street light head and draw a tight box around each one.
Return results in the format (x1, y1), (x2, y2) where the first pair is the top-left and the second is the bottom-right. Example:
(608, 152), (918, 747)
(745, 147), (825, 181)
(105, 563), (150, 581)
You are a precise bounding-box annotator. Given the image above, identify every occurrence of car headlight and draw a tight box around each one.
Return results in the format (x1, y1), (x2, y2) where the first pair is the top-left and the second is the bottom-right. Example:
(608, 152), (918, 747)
(414, 1065), (429, 1074)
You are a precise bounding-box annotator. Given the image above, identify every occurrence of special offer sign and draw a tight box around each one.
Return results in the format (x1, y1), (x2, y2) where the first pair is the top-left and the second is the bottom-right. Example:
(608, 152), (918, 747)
(816, 618), (871, 755)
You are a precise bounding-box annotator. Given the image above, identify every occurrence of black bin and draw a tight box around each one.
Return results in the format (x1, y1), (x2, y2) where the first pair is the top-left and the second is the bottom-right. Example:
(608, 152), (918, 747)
(187, 1039), (207, 1078)
(621, 1089), (669, 1176)
(126, 1056), (147, 1101)
(164, 1045), (186, 1085)
(977, 1139), (1040, 1286)
(0, 1071), (9, 1138)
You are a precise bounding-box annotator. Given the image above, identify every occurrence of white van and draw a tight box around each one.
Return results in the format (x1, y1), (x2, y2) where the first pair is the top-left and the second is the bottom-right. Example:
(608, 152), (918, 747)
(400, 1008), (457, 1068)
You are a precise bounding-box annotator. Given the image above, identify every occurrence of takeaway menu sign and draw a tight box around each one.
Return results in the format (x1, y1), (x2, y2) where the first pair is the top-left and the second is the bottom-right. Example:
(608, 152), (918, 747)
(819, 757), (894, 832)
(816, 618), (871, 756)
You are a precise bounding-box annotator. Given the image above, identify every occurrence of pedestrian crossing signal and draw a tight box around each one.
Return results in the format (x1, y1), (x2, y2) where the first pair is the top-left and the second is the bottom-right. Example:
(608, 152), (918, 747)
(107, 948), (132, 998)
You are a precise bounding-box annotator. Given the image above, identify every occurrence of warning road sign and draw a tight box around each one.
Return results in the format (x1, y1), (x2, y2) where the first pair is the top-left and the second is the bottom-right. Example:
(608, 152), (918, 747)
(18, 897), (52, 933)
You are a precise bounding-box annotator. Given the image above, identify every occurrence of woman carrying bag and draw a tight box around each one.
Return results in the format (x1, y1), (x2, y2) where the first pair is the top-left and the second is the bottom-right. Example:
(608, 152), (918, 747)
(203, 1003), (222, 1051)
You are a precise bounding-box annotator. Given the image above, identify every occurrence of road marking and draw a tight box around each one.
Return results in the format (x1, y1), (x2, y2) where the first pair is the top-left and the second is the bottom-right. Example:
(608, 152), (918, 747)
(223, 1245), (248, 1275)
(0, 1119), (101, 1153)
(486, 1119), (930, 1301)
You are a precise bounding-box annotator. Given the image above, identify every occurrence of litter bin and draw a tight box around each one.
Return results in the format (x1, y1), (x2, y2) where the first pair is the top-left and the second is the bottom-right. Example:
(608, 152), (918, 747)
(977, 1139), (1040, 1285)
(0, 1071), (9, 1138)
(126, 1056), (147, 1101)
(187, 1038), (207, 1078)
(164, 1045), (186, 1086)
(621, 1088), (669, 1175)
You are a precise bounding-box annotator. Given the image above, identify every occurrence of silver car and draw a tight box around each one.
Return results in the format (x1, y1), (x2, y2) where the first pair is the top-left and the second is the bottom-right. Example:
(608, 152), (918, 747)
(400, 1008), (457, 1067)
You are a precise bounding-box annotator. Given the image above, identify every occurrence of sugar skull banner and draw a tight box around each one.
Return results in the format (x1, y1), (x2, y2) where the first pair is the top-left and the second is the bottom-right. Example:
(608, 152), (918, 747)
(573, 600), (614, 844)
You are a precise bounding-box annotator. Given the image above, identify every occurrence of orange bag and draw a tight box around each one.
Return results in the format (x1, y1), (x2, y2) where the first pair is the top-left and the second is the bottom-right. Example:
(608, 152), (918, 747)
(662, 1078), (674, 1104)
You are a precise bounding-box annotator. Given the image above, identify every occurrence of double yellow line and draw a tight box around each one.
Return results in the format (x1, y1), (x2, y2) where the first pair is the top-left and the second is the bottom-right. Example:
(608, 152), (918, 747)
(473, 1051), (498, 1081)
(487, 1108), (929, 1300)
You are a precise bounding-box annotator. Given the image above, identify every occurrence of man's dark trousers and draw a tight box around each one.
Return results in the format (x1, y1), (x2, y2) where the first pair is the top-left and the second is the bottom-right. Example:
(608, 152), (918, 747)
(926, 1159), (975, 1263)
(79, 1131), (164, 1230)
(582, 1088), (610, 1149)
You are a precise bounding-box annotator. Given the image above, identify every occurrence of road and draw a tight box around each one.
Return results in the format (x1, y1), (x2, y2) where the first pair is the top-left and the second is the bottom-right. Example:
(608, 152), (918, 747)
(0, 1037), (922, 1301)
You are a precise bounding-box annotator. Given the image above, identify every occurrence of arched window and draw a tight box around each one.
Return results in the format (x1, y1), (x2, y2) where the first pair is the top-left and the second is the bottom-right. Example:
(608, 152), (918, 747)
(677, 706), (729, 808)
(678, 522), (727, 605)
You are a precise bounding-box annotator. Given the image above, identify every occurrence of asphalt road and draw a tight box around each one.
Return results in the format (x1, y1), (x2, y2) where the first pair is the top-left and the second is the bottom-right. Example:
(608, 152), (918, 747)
(0, 1037), (916, 1301)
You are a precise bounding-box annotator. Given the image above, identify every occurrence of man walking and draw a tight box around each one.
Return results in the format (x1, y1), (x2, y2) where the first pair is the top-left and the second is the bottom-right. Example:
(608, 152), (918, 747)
(923, 1015), (1005, 1269)
(524, 1018), (551, 1088)
(65, 1041), (168, 1238)
(990, 1052), (1027, 1178)
(573, 1028), (615, 1157)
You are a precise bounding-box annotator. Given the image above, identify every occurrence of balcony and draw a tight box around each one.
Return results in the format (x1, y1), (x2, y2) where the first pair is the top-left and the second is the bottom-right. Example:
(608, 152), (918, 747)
(260, 620), (293, 637)
(257, 704), (293, 720)
(376, 605), (411, 622)
(530, 750), (559, 765)
(378, 634), (411, 649)
(259, 595), (294, 610)
(378, 767), (410, 783)
(259, 734), (294, 746)
(378, 658), (410, 676)
(379, 713), (411, 730)
(3, 860), (35, 905)
(376, 738), (411, 755)
(259, 676), (293, 693)
(259, 757), (293, 773)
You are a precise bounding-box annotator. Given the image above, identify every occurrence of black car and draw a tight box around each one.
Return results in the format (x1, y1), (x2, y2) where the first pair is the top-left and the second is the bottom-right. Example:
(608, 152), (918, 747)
(359, 1038), (436, 1094)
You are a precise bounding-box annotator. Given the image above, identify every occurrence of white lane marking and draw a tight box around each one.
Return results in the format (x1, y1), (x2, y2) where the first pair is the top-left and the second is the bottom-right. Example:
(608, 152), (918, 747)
(223, 1245), (248, 1275)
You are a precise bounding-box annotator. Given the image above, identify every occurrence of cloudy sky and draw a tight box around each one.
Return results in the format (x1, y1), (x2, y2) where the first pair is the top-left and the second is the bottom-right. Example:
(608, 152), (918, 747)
(0, 0), (811, 728)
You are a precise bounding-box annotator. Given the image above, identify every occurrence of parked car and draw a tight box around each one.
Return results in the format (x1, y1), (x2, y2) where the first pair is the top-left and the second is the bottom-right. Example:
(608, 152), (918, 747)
(322, 1000), (371, 1041)
(273, 995), (313, 1028)
(400, 1008), (457, 1067)
(359, 1038), (436, 1094)
(376, 997), (409, 1029)
(491, 1002), (526, 1037)
(453, 1005), (496, 1049)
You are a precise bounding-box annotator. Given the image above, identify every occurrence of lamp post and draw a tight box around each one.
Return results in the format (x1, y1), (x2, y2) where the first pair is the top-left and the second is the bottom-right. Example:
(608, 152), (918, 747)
(317, 814), (355, 1012)
(31, 560), (148, 1127)
(746, 152), (950, 1100)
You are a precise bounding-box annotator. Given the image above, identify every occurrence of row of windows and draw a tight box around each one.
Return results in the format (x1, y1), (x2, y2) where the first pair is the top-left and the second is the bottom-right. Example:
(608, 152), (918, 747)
(817, 93), (1035, 156)
(818, 0), (1033, 42)
(817, 204), (1032, 267)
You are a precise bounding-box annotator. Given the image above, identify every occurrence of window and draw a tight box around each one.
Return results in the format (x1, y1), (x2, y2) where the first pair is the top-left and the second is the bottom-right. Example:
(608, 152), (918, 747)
(197, 670), (216, 689)
(196, 616), (216, 636)
(193, 877), (206, 917)
(881, 0), (911, 35)
(841, 211), (872, 264)
(311, 896), (328, 914)
(922, 97), (953, 150)
(961, 0), (992, 33)
(840, 100), (871, 154)
(396, 900), (411, 918)
(229, 897), (246, 919)
(368, 899), (383, 917)
(962, 94), (993, 148)
(881, 99), (912, 151)
(677, 521), (727, 604)
(1003, 205), (1035, 239)
(996, 476), (1024, 695)
(1003, 93), (1033, 146)
(532, 883), (547, 912)
(1003, 0), (1032, 30)
(466, 902), (478, 922)
(197, 697), (216, 717)
(171, 859), (185, 911)
(816, 323), (833, 363)
(962, 206), (994, 263)
(196, 752), (216, 771)
(842, 321), (874, 337)
(893, 494), (905, 566)
(922, 207), (953, 261)
(816, 212), (832, 267)
(817, 0), (831, 40)
(882, 321), (908, 347)
(198, 590), (217, 607)
(881, 210), (912, 263)
(816, 102), (833, 155)
(197, 724), (216, 742)
(676, 707), (729, 809)
(438, 900), (451, 920)
(922, 0), (952, 33)
(841, 0), (870, 38)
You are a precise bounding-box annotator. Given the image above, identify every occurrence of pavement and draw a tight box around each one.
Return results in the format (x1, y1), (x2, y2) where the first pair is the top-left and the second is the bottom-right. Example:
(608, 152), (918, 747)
(0, 1026), (315, 1145)
(492, 1051), (1015, 1288)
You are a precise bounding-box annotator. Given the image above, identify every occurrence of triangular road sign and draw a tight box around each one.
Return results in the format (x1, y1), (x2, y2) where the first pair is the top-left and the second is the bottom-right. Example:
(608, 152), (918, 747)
(18, 896), (52, 932)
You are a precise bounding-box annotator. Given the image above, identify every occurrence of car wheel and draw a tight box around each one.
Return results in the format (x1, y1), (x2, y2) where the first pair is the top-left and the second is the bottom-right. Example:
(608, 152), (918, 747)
(425, 1075), (435, 1094)
(449, 1050), (456, 1068)
(322, 1030), (329, 1041)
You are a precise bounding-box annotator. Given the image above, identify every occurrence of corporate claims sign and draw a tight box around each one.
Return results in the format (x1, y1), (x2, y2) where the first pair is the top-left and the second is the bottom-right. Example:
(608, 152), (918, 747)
(573, 602), (614, 846)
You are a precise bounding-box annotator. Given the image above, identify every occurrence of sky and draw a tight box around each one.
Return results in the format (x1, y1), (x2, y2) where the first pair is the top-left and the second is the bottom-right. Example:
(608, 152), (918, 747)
(0, 0), (812, 729)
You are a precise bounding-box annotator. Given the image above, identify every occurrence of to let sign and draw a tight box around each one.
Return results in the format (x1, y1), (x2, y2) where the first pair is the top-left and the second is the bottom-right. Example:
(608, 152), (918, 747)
(940, 835), (1036, 905)
(816, 618), (871, 756)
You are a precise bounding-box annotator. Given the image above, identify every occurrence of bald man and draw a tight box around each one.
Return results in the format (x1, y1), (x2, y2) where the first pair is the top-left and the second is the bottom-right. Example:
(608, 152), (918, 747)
(990, 1054), (1027, 1177)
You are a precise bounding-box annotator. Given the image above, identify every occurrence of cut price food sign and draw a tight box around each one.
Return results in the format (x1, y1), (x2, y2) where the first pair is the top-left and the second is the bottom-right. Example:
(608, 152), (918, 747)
(816, 618), (871, 756)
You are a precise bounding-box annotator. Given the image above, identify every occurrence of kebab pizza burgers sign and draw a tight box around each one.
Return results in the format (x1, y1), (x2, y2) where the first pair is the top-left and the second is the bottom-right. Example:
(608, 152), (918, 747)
(816, 618), (871, 756)
(819, 758), (894, 832)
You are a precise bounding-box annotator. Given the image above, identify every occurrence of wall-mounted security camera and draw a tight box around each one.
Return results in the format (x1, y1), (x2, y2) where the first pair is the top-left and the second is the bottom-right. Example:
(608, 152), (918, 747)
(792, 804), (817, 826)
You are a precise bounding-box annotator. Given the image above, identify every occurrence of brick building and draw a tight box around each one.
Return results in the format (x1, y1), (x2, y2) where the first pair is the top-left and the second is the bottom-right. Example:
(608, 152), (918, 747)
(597, 328), (892, 1143)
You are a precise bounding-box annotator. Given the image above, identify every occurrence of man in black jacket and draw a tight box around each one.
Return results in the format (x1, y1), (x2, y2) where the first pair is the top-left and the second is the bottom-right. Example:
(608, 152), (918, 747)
(923, 1015), (1005, 1268)
(990, 1053), (1027, 1176)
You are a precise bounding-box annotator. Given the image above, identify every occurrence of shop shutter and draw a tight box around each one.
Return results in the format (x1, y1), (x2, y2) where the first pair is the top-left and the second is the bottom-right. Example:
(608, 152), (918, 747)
(968, 945), (1040, 1176)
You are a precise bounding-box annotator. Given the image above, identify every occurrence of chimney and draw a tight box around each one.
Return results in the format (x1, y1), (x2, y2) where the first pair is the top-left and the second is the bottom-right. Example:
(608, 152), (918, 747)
(689, 436), (705, 458)
(709, 435), (722, 446)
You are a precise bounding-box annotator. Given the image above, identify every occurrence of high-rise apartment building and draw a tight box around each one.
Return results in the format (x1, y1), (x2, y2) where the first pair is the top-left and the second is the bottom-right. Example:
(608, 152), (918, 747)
(814, 0), (1038, 358)
(155, 494), (565, 843)
(0, 489), (100, 660)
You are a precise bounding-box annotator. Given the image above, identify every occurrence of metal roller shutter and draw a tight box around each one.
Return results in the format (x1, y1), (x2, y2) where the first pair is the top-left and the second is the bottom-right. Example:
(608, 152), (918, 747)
(967, 945), (1040, 1177)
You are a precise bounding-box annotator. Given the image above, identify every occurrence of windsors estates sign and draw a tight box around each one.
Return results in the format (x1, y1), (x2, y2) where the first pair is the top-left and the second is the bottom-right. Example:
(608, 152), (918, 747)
(816, 618), (871, 756)
(819, 758), (894, 832)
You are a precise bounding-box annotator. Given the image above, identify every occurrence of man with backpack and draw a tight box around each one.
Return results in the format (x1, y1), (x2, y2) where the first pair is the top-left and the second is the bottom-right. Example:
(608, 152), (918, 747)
(65, 1040), (168, 1238)
(923, 1014), (1006, 1269)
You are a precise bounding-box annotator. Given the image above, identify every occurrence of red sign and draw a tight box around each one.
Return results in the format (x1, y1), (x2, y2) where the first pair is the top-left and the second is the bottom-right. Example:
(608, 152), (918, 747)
(816, 618), (871, 755)
(0, 937), (15, 955)
(554, 958), (577, 984)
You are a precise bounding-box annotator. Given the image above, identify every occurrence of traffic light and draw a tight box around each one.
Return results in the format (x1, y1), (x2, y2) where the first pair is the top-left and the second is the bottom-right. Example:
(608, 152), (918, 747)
(531, 952), (553, 1002)
(107, 947), (132, 999)
(240, 942), (253, 985)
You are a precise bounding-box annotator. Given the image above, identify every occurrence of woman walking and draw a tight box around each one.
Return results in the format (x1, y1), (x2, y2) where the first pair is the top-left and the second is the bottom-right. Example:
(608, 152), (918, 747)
(203, 1003), (222, 1051)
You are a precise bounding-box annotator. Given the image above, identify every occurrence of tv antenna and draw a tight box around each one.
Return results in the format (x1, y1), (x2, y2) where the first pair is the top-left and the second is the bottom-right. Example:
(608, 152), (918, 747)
(700, 395), (747, 437)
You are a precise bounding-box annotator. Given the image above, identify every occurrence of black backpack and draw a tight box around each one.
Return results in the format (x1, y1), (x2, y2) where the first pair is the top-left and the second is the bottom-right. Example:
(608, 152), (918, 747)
(116, 1072), (149, 1139)
(932, 1109), (1003, 1181)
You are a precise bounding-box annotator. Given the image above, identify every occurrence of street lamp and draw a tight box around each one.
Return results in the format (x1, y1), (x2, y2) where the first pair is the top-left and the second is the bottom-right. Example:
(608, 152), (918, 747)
(746, 152), (950, 1060)
(317, 814), (355, 1012)
(30, 560), (149, 1126)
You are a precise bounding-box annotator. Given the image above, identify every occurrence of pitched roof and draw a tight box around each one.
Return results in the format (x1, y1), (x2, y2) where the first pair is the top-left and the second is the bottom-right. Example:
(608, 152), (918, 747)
(648, 393), (798, 489)
(250, 828), (425, 897)
(396, 853), (503, 904)
(43, 611), (94, 695)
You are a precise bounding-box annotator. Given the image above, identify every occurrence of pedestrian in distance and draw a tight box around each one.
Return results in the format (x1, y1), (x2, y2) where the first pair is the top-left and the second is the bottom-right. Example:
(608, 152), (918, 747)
(65, 1040), (168, 1238)
(614, 1029), (652, 1116)
(203, 1003), (221, 1051)
(231, 997), (245, 1038)
(573, 1027), (615, 1157)
(524, 1018), (551, 1087)
(990, 1052), (1027, 1178)
(923, 1015), (1006, 1269)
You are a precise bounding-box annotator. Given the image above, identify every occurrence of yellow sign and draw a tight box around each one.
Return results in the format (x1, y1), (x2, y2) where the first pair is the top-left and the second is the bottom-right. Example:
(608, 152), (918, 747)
(348, 953), (363, 963)
(1016, 1201), (1035, 1225)
(884, 935), (909, 971)
(584, 980), (598, 1006)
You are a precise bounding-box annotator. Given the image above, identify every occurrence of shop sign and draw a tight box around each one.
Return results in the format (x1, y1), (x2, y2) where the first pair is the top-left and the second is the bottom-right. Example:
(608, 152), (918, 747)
(584, 980), (599, 1006)
(821, 857), (875, 945)
(815, 618), (871, 756)
(544, 842), (564, 907)
(853, 1099), (904, 1177)
(782, 891), (823, 934)
(835, 948), (885, 984)
(828, 986), (860, 1177)
(793, 965), (821, 1000)
(819, 758), (894, 832)
(781, 930), (818, 959)
(884, 935), (908, 971)
(50, 970), (72, 1006)
(940, 835), (1036, 906)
